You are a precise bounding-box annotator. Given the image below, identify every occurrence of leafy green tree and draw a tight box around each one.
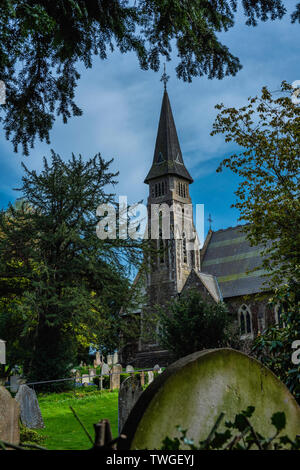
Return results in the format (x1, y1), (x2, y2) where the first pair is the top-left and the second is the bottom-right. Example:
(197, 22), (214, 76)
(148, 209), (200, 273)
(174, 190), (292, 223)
(0, 151), (144, 385)
(211, 81), (300, 290)
(157, 288), (231, 359)
(0, 1), (298, 154)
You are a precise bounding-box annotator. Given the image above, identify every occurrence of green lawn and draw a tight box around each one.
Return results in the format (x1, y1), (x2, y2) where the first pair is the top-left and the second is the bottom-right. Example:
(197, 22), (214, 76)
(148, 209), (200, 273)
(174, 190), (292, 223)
(37, 387), (118, 450)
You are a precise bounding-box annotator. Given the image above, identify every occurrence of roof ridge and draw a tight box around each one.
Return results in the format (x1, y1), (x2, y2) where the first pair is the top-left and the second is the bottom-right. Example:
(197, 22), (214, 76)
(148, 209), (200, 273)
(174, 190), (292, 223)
(211, 223), (250, 234)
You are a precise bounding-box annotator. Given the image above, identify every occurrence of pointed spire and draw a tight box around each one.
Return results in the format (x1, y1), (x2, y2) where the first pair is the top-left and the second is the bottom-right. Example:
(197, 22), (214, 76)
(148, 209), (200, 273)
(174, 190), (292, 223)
(144, 88), (193, 184)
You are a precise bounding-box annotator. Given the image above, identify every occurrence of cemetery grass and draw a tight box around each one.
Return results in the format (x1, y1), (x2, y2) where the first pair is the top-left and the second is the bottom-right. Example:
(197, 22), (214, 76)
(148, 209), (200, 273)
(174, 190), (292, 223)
(37, 387), (118, 450)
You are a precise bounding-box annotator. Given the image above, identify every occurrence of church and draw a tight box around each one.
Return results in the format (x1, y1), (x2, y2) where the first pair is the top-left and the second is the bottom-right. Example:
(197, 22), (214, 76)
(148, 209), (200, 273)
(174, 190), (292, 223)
(123, 82), (279, 368)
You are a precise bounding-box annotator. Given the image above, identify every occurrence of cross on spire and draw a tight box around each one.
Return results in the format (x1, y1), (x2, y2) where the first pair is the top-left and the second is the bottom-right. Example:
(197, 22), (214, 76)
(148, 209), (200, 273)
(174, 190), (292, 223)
(208, 213), (213, 231)
(160, 63), (170, 91)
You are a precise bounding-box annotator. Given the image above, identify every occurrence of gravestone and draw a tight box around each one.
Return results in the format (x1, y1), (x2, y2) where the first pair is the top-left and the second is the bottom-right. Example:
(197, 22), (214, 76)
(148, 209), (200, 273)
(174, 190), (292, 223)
(10, 374), (22, 393)
(147, 371), (154, 385)
(107, 354), (113, 366)
(110, 364), (122, 390)
(82, 374), (89, 386)
(140, 371), (145, 387)
(101, 363), (110, 376)
(125, 365), (134, 373)
(15, 384), (44, 429)
(118, 349), (300, 450)
(153, 364), (162, 374)
(0, 386), (20, 444)
(0, 339), (5, 364)
(95, 351), (101, 366)
(113, 352), (118, 364)
(75, 371), (81, 383)
(89, 368), (96, 381)
(118, 375), (143, 434)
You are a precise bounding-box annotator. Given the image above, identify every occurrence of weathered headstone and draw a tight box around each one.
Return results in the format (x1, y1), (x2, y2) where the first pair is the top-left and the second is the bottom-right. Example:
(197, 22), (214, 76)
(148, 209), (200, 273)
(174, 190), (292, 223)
(10, 374), (22, 393)
(153, 364), (162, 374)
(118, 375), (143, 434)
(101, 363), (110, 376)
(118, 349), (300, 450)
(0, 339), (5, 364)
(15, 384), (44, 429)
(89, 368), (96, 383)
(0, 386), (20, 444)
(147, 371), (154, 384)
(75, 371), (81, 383)
(110, 364), (122, 390)
(95, 351), (101, 366)
(107, 354), (113, 366)
(82, 374), (89, 386)
(113, 351), (118, 364)
(125, 365), (134, 373)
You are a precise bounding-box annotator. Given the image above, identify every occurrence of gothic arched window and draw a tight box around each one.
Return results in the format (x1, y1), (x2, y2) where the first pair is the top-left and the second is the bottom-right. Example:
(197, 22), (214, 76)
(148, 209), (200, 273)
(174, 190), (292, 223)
(240, 313), (245, 335)
(238, 304), (252, 337)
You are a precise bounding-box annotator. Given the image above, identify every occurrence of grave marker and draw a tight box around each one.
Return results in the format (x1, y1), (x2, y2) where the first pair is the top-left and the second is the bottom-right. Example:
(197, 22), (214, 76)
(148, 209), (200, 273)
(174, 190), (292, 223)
(15, 384), (44, 429)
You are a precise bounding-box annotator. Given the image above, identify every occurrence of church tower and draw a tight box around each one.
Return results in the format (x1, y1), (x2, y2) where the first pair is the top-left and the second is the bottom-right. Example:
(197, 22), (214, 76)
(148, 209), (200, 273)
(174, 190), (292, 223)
(144, 85), (201, 308)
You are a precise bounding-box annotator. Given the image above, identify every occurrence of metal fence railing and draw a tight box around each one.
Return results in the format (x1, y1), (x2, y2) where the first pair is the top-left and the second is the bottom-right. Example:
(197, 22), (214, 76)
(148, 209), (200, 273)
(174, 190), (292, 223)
(4, 367), (162, 392)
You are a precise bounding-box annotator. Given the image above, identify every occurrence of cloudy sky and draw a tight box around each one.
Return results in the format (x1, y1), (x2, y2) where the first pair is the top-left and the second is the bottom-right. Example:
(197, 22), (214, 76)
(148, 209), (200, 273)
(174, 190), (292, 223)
(0, 3), (298, 237)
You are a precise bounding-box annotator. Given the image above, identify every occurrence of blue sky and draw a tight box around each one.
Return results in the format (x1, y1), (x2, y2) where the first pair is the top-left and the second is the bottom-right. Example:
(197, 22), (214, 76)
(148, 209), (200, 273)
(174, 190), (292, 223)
(0, 4), (298, 236)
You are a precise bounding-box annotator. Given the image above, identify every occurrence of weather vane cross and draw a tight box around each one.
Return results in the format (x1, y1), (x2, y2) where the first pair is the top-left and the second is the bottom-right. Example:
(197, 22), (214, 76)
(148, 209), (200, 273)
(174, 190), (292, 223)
(160, 63), (170, 91)
(208, 213), (213, 231)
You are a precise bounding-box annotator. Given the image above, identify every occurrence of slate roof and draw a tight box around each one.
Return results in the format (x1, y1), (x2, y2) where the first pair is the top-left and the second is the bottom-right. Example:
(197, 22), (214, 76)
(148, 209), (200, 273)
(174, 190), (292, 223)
(144, 90), (193, 184)
(201, 225), (271, 298)
(197, 271), (223, 302)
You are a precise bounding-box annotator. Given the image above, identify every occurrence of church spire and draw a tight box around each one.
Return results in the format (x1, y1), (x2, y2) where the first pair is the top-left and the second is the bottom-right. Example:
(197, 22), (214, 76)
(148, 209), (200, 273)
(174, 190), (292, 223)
(144, 78), (193, 184)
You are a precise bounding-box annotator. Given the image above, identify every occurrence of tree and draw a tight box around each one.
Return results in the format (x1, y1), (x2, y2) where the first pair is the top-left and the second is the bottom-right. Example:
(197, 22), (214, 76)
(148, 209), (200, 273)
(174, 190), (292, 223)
(0, 1), (298, 154)
(157, 288), (231, 359)
(0, 151), (145, 385)
(211, 82), (300, 290)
